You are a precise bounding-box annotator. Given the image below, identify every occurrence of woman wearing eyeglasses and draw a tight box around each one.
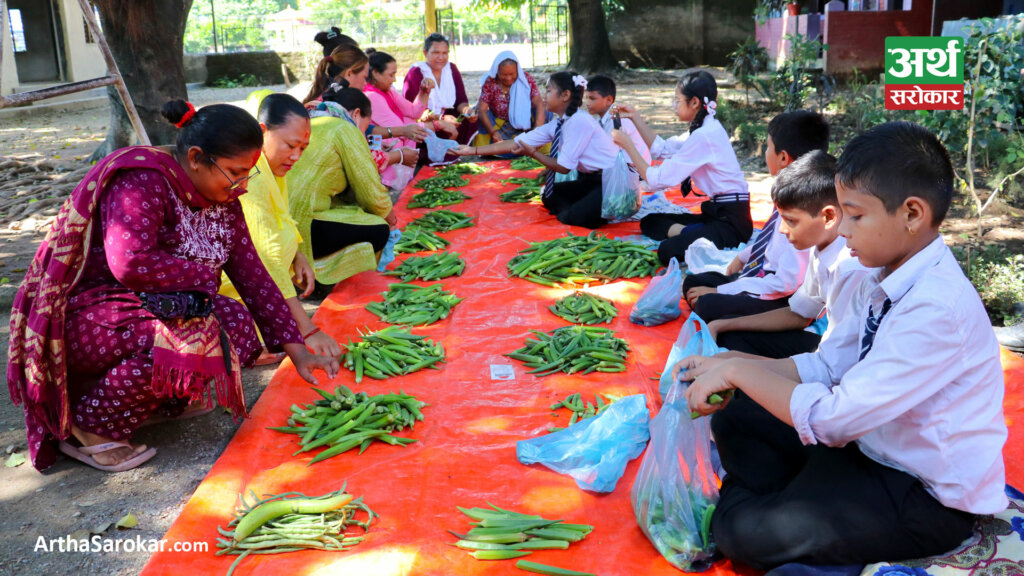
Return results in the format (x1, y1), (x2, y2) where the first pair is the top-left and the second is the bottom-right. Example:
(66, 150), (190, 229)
(7, 99), (339, 473)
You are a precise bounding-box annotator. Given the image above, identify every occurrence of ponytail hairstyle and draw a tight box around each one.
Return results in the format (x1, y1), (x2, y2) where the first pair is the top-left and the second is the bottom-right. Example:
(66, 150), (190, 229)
(257, 93), (309, 130)
(678, 70), (718, 133)
(322, 86), (372, 118)
(313, 26), (358, 57)
(365, 49), (396, 87)
(304, 44), (368, 103)
(161, 99), (262, 161)
(547, 70), (585, 117)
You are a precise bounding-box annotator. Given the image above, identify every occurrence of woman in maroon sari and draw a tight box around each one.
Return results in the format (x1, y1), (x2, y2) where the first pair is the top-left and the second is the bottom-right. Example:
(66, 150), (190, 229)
(7, 100), (338, 472)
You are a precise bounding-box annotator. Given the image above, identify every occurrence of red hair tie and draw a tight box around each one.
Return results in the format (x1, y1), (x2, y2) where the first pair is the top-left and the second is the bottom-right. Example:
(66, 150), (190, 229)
(175, 102), (197, 128)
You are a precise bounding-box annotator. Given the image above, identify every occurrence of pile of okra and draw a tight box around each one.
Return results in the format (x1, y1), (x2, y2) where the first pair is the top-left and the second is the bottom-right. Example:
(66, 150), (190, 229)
(508, 231), (662, 286)
(506, 325), (629, 377)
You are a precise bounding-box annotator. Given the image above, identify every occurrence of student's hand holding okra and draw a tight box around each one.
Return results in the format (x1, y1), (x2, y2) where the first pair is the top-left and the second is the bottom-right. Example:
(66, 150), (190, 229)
(672, 354), (726, 382)
(684, 360), (737, 418)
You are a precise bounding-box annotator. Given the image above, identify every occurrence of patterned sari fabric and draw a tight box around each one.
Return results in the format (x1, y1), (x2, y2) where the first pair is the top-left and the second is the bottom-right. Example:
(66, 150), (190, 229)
(7, 146), (302, 470)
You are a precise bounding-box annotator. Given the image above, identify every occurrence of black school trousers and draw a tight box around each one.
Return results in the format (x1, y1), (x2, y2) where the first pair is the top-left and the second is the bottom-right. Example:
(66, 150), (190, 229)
(541, 171), (606, 230)
(710, 394), (975, 570)
(682, 271), (790, 322)
(716, 327), (822, 358)
(640, 199), (753, 265)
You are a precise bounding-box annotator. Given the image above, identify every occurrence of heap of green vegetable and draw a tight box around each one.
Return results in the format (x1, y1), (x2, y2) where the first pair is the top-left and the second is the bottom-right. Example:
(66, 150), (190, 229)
(414, 173), (469, 189)
(437, 163), (487, 176)
(216, 487), (376, 575)
(508, 232), (662, 286)
(269, 385), (427, 462)
(510, 156), (545, 170)
(407, 187), (470, 209)
(500, 185), (543, 204)
(506, 325), (629, 377)
(408, 209), (475, 233)
(547, 392), (620, 432)
(448, 503), (596, 575)
(549, 292), (617, 325)
(385, 251), (465, 281)
(340, 326), (446, 382)
(365, 283), (463, 326)
(501, 175), (545, 187)
(394, 227), (450, 253)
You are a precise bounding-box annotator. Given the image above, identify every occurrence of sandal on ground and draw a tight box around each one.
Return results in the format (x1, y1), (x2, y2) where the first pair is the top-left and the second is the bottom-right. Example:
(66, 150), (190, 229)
(58, 440), (157, 473)
(254, 350), (287, 366)
(140, 404), (216, 429)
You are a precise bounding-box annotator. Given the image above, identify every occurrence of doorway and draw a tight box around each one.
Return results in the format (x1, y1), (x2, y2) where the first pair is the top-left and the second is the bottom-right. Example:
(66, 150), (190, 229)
(9, 0), (65, 83)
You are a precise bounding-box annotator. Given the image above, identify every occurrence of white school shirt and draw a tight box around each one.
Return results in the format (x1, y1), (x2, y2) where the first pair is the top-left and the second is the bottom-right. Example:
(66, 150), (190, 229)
(515, 109), (618, 173)
(597, 110), (651, 165)
(787, 237), (870, 348)
(644, 117), (748, 198)
(716, 211), (810, 300)
(790, 236), (1008, 515)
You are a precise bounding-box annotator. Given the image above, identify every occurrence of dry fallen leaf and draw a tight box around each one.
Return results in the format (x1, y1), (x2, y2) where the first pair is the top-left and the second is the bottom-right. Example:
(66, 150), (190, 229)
(116, 512), (138, 530)
(4, 452), (25, 468)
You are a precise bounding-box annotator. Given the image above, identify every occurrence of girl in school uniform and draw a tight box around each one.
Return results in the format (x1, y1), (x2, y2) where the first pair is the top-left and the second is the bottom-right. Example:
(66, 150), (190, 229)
(452, 71), (624, 230)
(613, 70), (753, 265)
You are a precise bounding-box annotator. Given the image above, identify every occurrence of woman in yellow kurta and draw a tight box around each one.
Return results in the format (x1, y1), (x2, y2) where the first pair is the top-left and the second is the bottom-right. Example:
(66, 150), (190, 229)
(287, 86), (397, 285)
(220, 93), (342, 359)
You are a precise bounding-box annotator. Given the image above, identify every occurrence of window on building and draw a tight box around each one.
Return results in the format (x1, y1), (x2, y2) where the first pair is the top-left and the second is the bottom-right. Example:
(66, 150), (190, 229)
(8, 8), (27, 52)
(83, 6), (101, 43)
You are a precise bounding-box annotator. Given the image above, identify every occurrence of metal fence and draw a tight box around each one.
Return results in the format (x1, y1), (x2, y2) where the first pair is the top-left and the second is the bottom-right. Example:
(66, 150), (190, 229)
(529, 3), (569, 67)
(185, 16), (426, 54)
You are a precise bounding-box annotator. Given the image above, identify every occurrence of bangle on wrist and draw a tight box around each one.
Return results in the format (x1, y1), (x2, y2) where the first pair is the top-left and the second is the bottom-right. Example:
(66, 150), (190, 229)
(303, 327), (321, 340)
(386, 127), (393, 138)
(398, 149), (405, 164)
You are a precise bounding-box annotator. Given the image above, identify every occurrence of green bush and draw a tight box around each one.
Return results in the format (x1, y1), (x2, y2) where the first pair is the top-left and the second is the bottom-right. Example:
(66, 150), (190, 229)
(954, 243), (1024, 326)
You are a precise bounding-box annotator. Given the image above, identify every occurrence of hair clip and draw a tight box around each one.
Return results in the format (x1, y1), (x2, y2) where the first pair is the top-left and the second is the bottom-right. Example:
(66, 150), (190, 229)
(175, 102), (196, 128)
(572, 75), (588, 89)
(703, 96), (717, 118)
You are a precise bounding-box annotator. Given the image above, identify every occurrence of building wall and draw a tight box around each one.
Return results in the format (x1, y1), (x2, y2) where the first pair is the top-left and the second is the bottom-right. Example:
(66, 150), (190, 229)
(57, 0), (106, 83)
(609, 0), (757, 67)
(822, 0), (933, 76)
(1, 12), (17, 95)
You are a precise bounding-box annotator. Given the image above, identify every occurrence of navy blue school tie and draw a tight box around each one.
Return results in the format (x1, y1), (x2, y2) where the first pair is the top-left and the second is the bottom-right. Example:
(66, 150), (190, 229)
(739, 208), (780, 278)
(543, 118), (564, 199)
(859, 297), (893, 360)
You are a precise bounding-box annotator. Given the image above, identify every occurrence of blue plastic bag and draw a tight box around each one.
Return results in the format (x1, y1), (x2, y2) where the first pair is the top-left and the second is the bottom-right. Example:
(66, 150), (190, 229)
(632, 376), (720, 571)
(630, 257), (683, 327)
(601, 151), (641, 221)
(376, 229), (402, 272)
(516, 394), (650, 493)
(658, 313), (726, 399)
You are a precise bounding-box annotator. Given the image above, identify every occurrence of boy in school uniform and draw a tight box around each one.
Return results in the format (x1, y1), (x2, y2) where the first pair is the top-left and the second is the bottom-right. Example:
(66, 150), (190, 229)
(677, 121), (1006, 570)
(708, 150), (871, 358)
(584, 75), (651, 164)
(683, 110), (830, 322)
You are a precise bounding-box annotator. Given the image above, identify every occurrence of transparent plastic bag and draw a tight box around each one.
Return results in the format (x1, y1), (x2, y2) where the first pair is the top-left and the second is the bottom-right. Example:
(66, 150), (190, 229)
(632, 377), (720, 571)
(630, 257), (683, 327)
(601, 151), (641, 221)
(425, 133), (459, 163)
(376, 229), (402, 272)
(684, 238), (747, 275)
(658, 313), (726, 399)
(516, 394), (650, 493)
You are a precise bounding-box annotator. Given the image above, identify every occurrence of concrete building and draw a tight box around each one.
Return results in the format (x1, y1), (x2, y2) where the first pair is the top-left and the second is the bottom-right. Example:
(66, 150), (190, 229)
(1, 0), (107, 99)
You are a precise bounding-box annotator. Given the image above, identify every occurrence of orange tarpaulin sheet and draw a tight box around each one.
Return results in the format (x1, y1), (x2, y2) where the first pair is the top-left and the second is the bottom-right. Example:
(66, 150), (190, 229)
(140, 161), (1024, 576)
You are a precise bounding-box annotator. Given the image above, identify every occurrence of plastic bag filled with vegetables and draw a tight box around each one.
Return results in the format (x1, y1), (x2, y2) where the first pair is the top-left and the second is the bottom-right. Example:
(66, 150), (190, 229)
(657, 313), (726, 400)
(516, 394), (649, 493)
(631, 377), (720, 572)
(629, 257), (683, 327)
(600, 151), (641, 221)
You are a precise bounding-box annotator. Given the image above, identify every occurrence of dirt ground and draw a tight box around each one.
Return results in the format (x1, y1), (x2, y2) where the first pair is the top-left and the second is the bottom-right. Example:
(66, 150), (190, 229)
(0, 73), (1021, 576)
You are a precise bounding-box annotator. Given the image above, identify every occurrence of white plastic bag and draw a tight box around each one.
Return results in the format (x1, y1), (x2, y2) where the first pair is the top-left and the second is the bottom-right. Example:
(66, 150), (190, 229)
(684, 238), (747, 275)
(601, 151), (641, 221)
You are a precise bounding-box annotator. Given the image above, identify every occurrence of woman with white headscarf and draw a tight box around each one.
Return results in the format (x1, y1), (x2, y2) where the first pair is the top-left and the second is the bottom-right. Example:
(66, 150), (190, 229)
(402, 33), (478, 144)
(476, 51), (546, 145)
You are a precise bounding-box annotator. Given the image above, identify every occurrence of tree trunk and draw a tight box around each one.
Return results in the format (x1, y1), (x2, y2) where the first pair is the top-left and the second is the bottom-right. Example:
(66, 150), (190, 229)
(566, 0), (619, 74)
(90, 0), (193, 161)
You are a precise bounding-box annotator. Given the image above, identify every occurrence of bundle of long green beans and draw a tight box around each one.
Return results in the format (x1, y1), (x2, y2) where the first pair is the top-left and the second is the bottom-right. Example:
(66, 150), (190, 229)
(506, 325), (629, 377)
(365, 283), (463, 326)
(549, 292), (617, 324)
(448, 503), (594, 567)
(547, 392), (621, 432)
(340, 326), (446, 382)
(437, 163), (487, 176)
(407, 187), (471, 209)
(414, 173), (468, 189)
(385, 251), (465, 281)
(507, 232), (662, 286)
(501, 175), (545, 187)
(408, 209), (475, 232)
(500, 185), (543, 204)
(510, 156), (545, 170)
(394, 227), (450, 253)
(216, 487), (377, 575)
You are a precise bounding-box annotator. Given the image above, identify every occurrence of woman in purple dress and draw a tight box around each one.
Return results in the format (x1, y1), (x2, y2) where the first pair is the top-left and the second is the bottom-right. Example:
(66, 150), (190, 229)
(7, 100), (339, 472)
(402, 33), (479, 144)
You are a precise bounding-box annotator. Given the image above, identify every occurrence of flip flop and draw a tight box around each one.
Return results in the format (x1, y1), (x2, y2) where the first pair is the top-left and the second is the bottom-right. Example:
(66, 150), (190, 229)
(254, 351), (286, 366)
(140, 404), (216, 429)
(58, 440), (157, 473)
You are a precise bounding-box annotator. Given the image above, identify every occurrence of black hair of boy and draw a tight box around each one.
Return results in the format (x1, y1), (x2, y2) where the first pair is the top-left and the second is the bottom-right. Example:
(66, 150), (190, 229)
(586, 75), (616, 99)
(771, 150), (838, 215)
(767, 110), (830, 159)
(836, 121), (953, 226)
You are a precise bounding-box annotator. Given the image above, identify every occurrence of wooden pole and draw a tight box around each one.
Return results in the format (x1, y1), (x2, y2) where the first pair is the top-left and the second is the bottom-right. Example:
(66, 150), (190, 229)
(425, 0), (437, 34)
